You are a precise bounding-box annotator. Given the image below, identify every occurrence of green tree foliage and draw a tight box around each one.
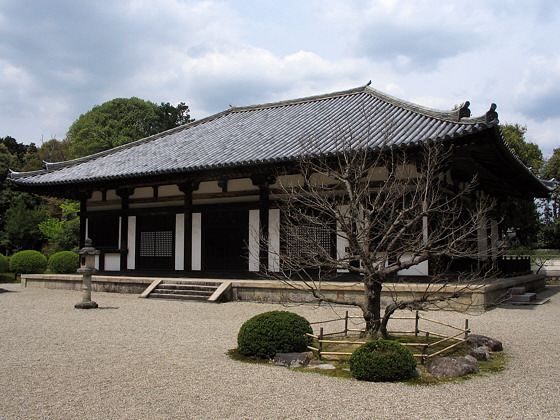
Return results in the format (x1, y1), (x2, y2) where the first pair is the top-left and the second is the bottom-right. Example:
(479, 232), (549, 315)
(48, 251), (79, 274)
(0, 253), (9, 272)
(237, 311), (313, 359)
(39, 200), (80, 256)
(9, 250), (47, 274)
(21, 138), (71, 171)
(539, 148), (560, 248)
(0, 197), (48, 253)
(501, 124), (544, 173)
(499, 124), (545, 247)
(67, 98), (193, 158)
(349, 340), (417, 382)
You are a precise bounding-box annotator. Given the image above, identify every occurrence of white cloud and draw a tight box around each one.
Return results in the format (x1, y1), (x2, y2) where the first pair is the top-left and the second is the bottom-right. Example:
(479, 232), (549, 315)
(0, 0), (558, 156)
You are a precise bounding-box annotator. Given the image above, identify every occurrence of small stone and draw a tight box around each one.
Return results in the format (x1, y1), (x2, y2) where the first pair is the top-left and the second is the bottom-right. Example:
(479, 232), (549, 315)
(468, 346), (489, 361)
(74, 300), (98, 309)
(316, 364), (336, 370)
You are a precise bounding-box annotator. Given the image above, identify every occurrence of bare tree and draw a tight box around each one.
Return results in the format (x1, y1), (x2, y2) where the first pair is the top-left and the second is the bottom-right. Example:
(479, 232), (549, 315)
(264, 134), (496, 338)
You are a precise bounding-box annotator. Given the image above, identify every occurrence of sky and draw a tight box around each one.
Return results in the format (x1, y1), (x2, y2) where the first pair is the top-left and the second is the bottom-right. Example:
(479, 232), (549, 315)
(0, 0), (558, 156)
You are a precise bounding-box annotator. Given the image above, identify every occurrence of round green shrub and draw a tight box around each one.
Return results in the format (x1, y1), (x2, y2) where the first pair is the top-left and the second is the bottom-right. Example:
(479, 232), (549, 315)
(48, 251), (80, 274)
(349, 339), (417, 382)
(237, 311), (313, 359)
(9, 250), (47, 274)
(0, 253), (9, 272)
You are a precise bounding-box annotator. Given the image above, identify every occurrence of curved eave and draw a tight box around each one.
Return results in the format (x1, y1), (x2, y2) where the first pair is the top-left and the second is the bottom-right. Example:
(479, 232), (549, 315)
(492, 125), (551, 198)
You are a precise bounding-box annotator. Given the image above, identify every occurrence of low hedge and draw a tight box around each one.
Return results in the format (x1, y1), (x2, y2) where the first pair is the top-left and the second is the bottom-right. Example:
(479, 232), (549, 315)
(9, 250), (47, 274)
(349, 339), (417, 382)
(48, 251), (80, 274)
(237, 311), (313, 359)
(0, 253), (9, 273)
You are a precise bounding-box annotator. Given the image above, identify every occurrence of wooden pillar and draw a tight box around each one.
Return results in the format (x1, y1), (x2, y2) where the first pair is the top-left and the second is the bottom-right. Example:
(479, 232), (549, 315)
(178, 181), (199, 272)
(78, 190), (92, 249)
(116, 187), (134, 271)
(251, 174), (276, 271)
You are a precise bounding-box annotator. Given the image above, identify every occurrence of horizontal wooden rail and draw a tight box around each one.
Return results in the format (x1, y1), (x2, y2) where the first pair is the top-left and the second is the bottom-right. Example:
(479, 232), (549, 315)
(426, 339), (467, 359)
(420, 316), (466, 332)
(319, 339), (366, 345)
(430, 330), (466, 347)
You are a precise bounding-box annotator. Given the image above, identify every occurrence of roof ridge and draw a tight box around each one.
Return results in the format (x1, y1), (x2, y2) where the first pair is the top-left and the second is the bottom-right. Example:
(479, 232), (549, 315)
(228, 85), (368, 113)
(227, 83), (496, 126)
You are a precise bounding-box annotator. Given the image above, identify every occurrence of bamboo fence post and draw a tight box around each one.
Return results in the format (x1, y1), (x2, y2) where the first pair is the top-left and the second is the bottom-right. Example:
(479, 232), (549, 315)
(319, 327), (324, 360)
(415, 311), (420, 337)
(421, 331), (430, 364)
(464, 319), (469, 339)
(344, 311), (349, 336)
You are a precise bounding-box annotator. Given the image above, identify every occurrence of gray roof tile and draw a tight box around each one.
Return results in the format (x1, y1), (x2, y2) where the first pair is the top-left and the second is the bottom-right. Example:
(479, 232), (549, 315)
(9, 85), (502, 187)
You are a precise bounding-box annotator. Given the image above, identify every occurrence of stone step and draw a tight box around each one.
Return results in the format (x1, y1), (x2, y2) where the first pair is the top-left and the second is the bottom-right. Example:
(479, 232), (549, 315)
(510, 292), (537, 303)
(158, 284), (217, 292)
(153, 288), (214, 297)
(160, 281), (222, 287)
(148, 293), (210, 301)
(510, 286), (527, 295)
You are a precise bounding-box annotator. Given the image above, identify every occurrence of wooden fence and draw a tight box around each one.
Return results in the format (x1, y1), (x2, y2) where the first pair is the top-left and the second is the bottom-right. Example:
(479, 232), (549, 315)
(306, 311), (470, 364)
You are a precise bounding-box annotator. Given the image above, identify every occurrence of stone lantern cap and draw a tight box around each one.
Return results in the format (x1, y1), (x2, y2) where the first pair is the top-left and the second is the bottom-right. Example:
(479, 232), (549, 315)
(77, 238), (100, 256)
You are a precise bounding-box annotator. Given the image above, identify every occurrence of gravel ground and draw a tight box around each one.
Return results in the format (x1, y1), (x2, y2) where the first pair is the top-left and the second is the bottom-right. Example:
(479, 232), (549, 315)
(1, 284), (559, 419)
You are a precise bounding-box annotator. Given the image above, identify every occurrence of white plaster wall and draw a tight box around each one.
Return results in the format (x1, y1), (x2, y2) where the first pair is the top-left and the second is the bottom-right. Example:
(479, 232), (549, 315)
(336, 205), (350, 273)
(89, 191), (103, 202)
(106, 189), (119, 200)
(175, 213), (185, 270)
(105, 254), (121, 271)
(197, 181), (221, 194)
(192, 213), (202, 271)
(130, 187), (153, 199)
(159, 184), (181, 197)
(268, 209), (280, 272)
(127, 216), (136, 270)
(396, 163), (419, 179)
(229, 178), (257, 192)
(369, 166), (388, 181)
(249, 210), (260, 272)
(118, 217), (122, 247)
(397, 254), (429, 276)
(272, 174), (304, 189)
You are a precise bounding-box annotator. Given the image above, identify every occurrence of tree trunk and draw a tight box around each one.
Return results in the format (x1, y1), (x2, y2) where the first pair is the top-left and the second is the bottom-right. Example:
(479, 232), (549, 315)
(362, 279), (383, 338)
(380, 302), (400, 339)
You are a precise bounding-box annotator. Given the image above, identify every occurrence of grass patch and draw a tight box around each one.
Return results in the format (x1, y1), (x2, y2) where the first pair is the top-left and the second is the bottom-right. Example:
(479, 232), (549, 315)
(228, 333), (508, 385)
(226, 348), (271, 365)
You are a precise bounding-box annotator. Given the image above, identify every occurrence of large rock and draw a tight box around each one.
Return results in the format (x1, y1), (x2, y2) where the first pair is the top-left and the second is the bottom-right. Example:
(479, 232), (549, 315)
(274, 352), (312, 368)
(467, 334), (503, 351)
(426, 357), (479, 378)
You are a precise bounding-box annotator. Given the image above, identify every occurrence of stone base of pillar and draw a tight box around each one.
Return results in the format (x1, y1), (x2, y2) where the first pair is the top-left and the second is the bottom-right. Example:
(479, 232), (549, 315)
(74, 300), (98, 309)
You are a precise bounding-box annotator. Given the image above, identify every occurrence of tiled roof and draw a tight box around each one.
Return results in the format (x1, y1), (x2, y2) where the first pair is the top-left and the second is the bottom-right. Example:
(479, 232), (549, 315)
(7, 84), (510, 187)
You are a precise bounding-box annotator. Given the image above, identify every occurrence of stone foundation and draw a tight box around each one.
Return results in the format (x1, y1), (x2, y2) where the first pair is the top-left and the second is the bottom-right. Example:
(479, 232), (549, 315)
(21, 273), (546, 311)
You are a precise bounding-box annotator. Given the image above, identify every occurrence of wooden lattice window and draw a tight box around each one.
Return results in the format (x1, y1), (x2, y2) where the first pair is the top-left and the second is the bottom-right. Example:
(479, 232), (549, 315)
(139, 231), (173, 258)
(285, 224), (333, 258)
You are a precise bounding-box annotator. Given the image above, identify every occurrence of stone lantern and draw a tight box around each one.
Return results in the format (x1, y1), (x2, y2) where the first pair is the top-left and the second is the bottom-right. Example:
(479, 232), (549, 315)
(74, 238), (100, 309)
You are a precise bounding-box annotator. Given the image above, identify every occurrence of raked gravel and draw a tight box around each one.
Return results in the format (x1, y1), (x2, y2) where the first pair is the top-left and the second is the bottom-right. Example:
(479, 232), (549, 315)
(1, 283), (559, 419)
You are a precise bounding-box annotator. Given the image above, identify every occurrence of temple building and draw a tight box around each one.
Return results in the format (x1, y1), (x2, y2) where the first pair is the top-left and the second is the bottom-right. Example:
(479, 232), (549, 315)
(9, 84), (550, 277)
